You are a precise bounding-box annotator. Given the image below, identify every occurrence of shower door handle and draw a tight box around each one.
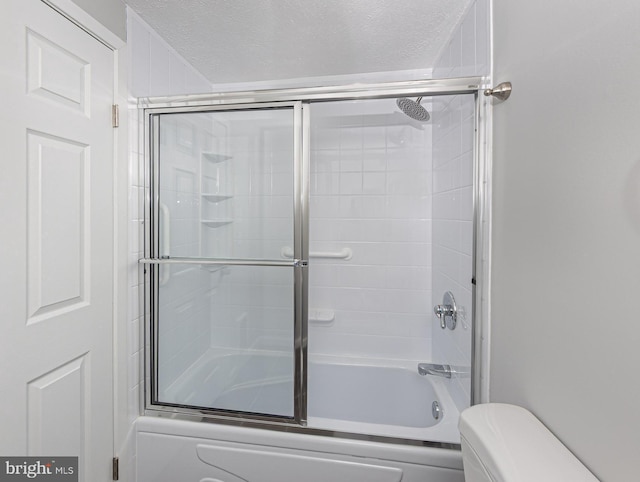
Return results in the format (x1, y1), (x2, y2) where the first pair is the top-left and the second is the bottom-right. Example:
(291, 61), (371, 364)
(159, 202), (170, 285)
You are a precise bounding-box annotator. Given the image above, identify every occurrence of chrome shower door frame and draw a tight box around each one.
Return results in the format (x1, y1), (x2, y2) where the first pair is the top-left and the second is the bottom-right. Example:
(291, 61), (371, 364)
(139, 75), (488, 447)
(143, 101), (307, 426)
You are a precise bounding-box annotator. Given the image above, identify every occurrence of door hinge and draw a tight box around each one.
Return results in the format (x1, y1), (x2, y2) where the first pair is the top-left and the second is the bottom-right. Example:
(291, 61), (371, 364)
(112, 457), (119, 481)
(112, 104), (119, 128)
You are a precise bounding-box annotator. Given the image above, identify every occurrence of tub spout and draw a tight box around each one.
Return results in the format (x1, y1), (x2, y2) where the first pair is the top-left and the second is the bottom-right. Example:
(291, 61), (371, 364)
(418, 363), (452, 378)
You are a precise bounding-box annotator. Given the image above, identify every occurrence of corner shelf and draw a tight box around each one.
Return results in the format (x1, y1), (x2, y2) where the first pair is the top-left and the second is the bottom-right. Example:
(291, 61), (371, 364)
(200, 152), (233, 228)
(201, 219), (233, 228)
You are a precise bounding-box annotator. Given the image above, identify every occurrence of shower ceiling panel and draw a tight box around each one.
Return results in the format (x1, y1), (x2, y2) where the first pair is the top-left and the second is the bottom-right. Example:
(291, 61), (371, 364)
(124, 0), (472, 84)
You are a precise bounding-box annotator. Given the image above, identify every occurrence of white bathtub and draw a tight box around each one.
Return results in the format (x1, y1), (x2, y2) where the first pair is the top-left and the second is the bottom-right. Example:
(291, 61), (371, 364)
(141, 352), (464, 481)
(161, 351), (460, 442)
(307, 357), (460, 442)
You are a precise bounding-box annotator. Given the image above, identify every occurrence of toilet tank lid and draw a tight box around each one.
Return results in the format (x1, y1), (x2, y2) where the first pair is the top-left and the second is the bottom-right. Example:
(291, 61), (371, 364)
(459, 404), (599, 482)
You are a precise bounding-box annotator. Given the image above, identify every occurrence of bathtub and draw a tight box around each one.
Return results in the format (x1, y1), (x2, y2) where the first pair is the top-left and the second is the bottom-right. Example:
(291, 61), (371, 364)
(140, 352), (464, 481)
(160, 351), (460, 442)
(307, 359), (460, 442)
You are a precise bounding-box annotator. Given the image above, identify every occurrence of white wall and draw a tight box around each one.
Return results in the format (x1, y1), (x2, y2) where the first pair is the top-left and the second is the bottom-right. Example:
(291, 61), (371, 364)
(71, 0), (126, 40)
(491, 1), (640, 480)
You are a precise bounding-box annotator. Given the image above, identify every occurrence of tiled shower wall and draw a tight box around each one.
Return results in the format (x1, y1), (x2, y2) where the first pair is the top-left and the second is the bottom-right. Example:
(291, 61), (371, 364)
(207, 114), (295, 354)
(432, 0), (489, 79)
(431, 94), (475, 412)
(128, 9), (212, 98)
(430, 0), (489, 412)
(126, 9), (212, 476)
(308, 100), (433, 362)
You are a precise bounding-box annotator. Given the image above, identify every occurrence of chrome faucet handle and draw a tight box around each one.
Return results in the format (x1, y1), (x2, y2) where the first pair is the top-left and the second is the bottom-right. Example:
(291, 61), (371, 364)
(433, 305), (451, 329)
(433, 292), (457, 330)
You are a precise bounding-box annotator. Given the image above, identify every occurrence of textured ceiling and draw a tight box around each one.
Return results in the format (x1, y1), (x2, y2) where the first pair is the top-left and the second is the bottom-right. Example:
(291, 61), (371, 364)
(125, 0), (471, 84)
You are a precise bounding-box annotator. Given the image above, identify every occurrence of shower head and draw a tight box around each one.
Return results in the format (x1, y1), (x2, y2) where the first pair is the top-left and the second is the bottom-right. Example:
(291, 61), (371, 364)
(396, 97), (430, 122)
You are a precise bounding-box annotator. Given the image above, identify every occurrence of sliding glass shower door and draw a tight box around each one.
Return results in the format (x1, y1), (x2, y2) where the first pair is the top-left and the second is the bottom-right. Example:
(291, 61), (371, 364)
(147, 103), (304, 421)
(142, 77), (483, 444)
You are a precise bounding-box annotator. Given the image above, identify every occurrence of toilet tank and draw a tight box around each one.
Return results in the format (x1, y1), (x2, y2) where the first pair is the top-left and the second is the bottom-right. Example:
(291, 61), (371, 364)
(458, 404), (599, 482)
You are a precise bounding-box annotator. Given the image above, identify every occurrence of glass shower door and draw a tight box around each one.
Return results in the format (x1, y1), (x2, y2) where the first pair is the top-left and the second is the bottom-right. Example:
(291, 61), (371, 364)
(148, 104), (303, 421)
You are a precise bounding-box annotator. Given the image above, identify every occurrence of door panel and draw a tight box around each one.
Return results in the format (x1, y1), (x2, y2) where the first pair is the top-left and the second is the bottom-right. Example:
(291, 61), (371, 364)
(26, 28), (91, 115)
(27, 131), (90, 322)
(27, 355), (89, 457)
(0, 1), (114, 480)
(150, 106), (299, 420)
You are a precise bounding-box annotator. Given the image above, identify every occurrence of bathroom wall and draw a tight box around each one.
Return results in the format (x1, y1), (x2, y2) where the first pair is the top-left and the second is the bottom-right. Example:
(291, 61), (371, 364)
(126, 8), (213, 480)
(128, 9), (211, 98)
(490, 1), (640, 480)
(430, 0), (489, 412)
(308, 99), (433, 362)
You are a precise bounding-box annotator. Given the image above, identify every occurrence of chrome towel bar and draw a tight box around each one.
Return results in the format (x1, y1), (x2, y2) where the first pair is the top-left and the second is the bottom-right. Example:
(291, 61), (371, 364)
(139, 257), (299, 268)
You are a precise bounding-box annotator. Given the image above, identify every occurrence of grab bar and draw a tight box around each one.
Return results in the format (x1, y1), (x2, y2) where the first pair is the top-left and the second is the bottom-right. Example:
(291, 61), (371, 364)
(159, 202), (170, 285)
(281, 246), (352, 260)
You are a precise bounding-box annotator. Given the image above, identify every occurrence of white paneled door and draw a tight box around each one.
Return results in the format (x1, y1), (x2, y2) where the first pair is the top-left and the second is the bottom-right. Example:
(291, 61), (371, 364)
(0, 1), (114, 481)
